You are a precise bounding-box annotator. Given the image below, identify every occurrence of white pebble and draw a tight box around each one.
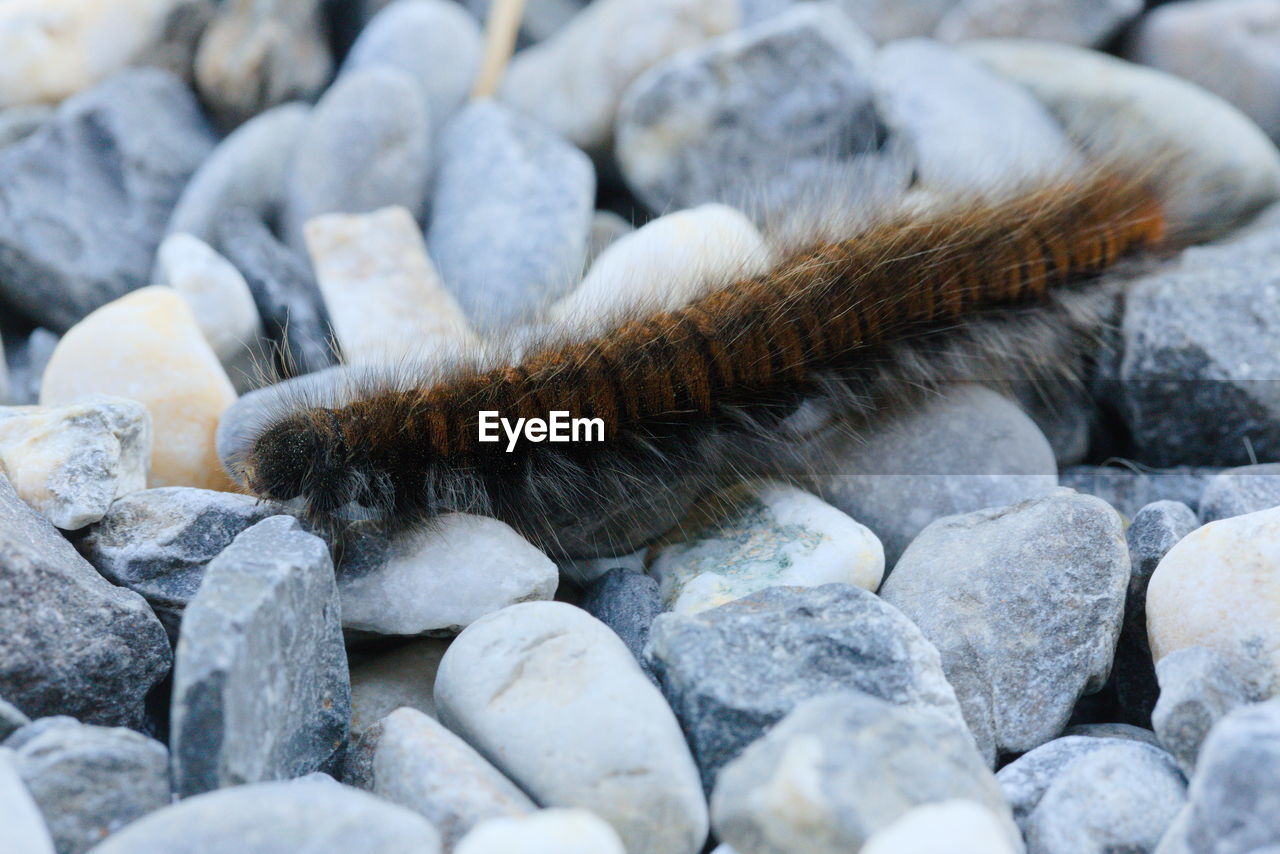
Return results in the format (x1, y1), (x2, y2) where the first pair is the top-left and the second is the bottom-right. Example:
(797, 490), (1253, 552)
(455, 809), (627, 854)
(861, 800), (1021, 854)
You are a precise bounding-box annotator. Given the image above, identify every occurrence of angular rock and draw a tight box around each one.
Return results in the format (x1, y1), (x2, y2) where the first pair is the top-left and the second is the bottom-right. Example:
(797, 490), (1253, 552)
(1152, 646), (1255, 775)
(580, 568), (662, 677)
(88, 777), (441, 854)
(0, 69), (215, 330)
(40, 287), (238, 492)
(171, 516), (350, 797)
(455, 809), (627, 854)
(711, 692), (1018, 854)
(0, 397), (150, 530)
(5, 717), (170, 854)
(349, 638), (449, 736)
(1060, 465), (1215, 519)
(880, 489), (1130, 764)
(0, 473), (170, 728)
(1199, 464), (1280, 522)
(937, 0), (1141, 46)
(0, 747), (55, 854)
(436, 601), (708, 854)
(862, 800), (1020, 854)
(645, 583), (967, 790)
(427, 100), (594, 332)
(345, 707), (535, 848)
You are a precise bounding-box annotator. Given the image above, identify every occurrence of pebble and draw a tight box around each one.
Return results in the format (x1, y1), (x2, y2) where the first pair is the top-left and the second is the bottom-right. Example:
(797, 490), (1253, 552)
(170, 516), (349, 797)
(880, 489), (1129, 764)
(861, 800), (1020, 854)
(501, 0), (739, 151)
(1113, 501), (1199, 727)
(165, 103), (311, 245)
(647, 481), (884, 613)
(1151, 646), (1254, 775)
(304, 206), (475, 363)
(827, 0), (955, 42)
(1060, 465), (1216, 519)
(75, 487), (281, 642)
(872, 39), (1078, 194)
(1147, 505), (1280, 699)
(964, 39), (1280, 239)
(1128, 0), (1280, 143)
(338, 514), (559, 636)
(996, 735), (1186, 854)
(645, 583), (967, 790)
(580, 568), (662, 678)
(1064, 722), (1164, 747)
(349, 638), (449, 735)
(215, 209), (338, 376)
(342, 0), (482, 135)
(435, 601), (709, 854)
(88, 776), (442, 854)
(40, 287), (238, 492)
(0, 473), (170, 728)
(345, 707), (535, 849)
(809, 385), (1058, 567)
(0, 697), (31, 741)
(3, 328), (59, 406)
(282, 68), (431, 252)
(5, 716), (170, 854)
(0, 69), (215, 331)
(427, 100), (595, 332)
(711, 692), (1018, 854)
(615, 4), (883, 216)
(0, 747), (55, 854)
(1155, 697), (1280, 854)
(156, 233), (263, 391)
(455, 809), (628, 854)
(194, 0), (331, 129)
(0, 396), (150, 530)
(1199, 463), (1280, 522)
(0, 104), (53, 147)
(936, 0), (1141, 46)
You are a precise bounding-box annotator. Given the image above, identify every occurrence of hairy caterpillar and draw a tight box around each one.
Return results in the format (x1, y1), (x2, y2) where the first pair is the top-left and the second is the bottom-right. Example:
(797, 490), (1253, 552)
(229, 163), (1176, 559)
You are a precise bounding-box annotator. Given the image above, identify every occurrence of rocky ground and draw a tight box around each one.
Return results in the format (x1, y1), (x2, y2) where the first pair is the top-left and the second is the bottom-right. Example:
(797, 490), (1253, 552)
(3, 0), (1280, 853)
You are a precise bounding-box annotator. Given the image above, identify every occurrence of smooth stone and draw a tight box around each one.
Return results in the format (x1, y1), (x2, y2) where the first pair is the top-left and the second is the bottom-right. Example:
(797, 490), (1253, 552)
(711, 692), (1018, 854)
(304, 206), (475, 363)
(345, 707), (535, 849)
(1200, 464), (1280, 521)
(1147, 506), (1280, 698)
(0, 104), (53, 146)
(40, 287), (238, 491)
(1114, 501), (1199, 727)
(194, 0), (331, 129)
(342, 0), (482, 134)
(1060, 465), (1216, 518)
(339, 514), (559, 636)
(648, 481), (884, 613)
(282, 68), (431, 252)
(2, 328), (58, 407)
(165, 103), (311, 245)
(0, 396), (150, 530)
(872, 39), (1077, 193)
(645, 583), (967, 791)
(881, 489), (1129, 764)
(862, 801), (1020, 854)
(579, 568), (662, 678)
(0, 747), (55, 854)
(830, 0), (956, 41)
(87, 777), (441, 854)
(585, 210), (635, 267)
(809, 385), (1058, 567)
(964, 39), (1280, 239)
(427, 100), (594, 332)
(455, 809), (628, 854)
(5, 717), (170, 854)
(0, 69), (215, 331)
(156, 233), (263, 391)
(435, 601), (709, 854)
(170, 516), (349, 797)
(1154, 697), (1280, 854)
(215, 209), (337, 376)
(1152, 646), (1255, 775)
(349, 638), (449, 735)
(615, 4), (882, 215)
(0, 697), (31, 741)
(1013, 379), (1095, 467)
(0, 474), (170, 728)
(501, 0), (739, 151)
(75, 487), (281, 642)
(937, 0), (1141, 46)
(1128, 0), (1280, 142)
(1064, 722), (1165, 747)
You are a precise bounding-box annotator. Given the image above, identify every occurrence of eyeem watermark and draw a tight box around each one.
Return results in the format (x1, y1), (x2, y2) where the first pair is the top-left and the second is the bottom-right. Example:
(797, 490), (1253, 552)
(478, 410), (605, 452)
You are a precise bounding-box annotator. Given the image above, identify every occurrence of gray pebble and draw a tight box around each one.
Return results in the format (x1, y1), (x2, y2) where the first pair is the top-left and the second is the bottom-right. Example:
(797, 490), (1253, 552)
(0, 748), (55, 854)
(1199, 463), (1280, 522)
(170, 516), (349, 797)
(1059, 465), (1217, 519)
(0, 104), (53, 148)
(0, 474), (170, 729)
(936, 0), (1141, 46)
(1152, 646), (1255, 776)
(644, 583), (967, 791)
(881, 489), (1129, 764)
(579, 568), (662, 680)
(1064, 723), (1165, 748)
(348, 637), (448, 736)
(0, 69), (215, 330)
(5, 717), (170, 854)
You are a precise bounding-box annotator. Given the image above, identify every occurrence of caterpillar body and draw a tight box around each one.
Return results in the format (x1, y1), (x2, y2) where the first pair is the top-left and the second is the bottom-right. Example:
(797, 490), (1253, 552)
(233, 166), (1170, 559)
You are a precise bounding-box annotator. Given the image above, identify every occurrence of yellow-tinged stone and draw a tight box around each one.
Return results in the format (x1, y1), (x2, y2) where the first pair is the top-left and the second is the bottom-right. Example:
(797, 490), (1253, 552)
(40, 286), (238, 491)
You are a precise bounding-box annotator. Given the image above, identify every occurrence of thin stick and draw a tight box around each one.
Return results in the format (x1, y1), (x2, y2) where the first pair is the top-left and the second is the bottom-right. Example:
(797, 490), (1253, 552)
(471, 0), (527, 98)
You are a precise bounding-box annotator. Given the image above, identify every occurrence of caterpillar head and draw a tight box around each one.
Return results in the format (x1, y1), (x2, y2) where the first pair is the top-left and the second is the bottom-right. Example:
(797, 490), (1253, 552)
(240, 408), (367, 515)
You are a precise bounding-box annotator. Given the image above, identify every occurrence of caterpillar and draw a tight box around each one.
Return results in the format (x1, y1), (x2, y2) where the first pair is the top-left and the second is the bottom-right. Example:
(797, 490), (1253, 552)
(229, 162), (1176, 560)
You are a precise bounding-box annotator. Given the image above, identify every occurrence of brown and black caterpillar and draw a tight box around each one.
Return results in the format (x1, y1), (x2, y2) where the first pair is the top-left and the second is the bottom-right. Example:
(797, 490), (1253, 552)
(228, 163), (1177, 559)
